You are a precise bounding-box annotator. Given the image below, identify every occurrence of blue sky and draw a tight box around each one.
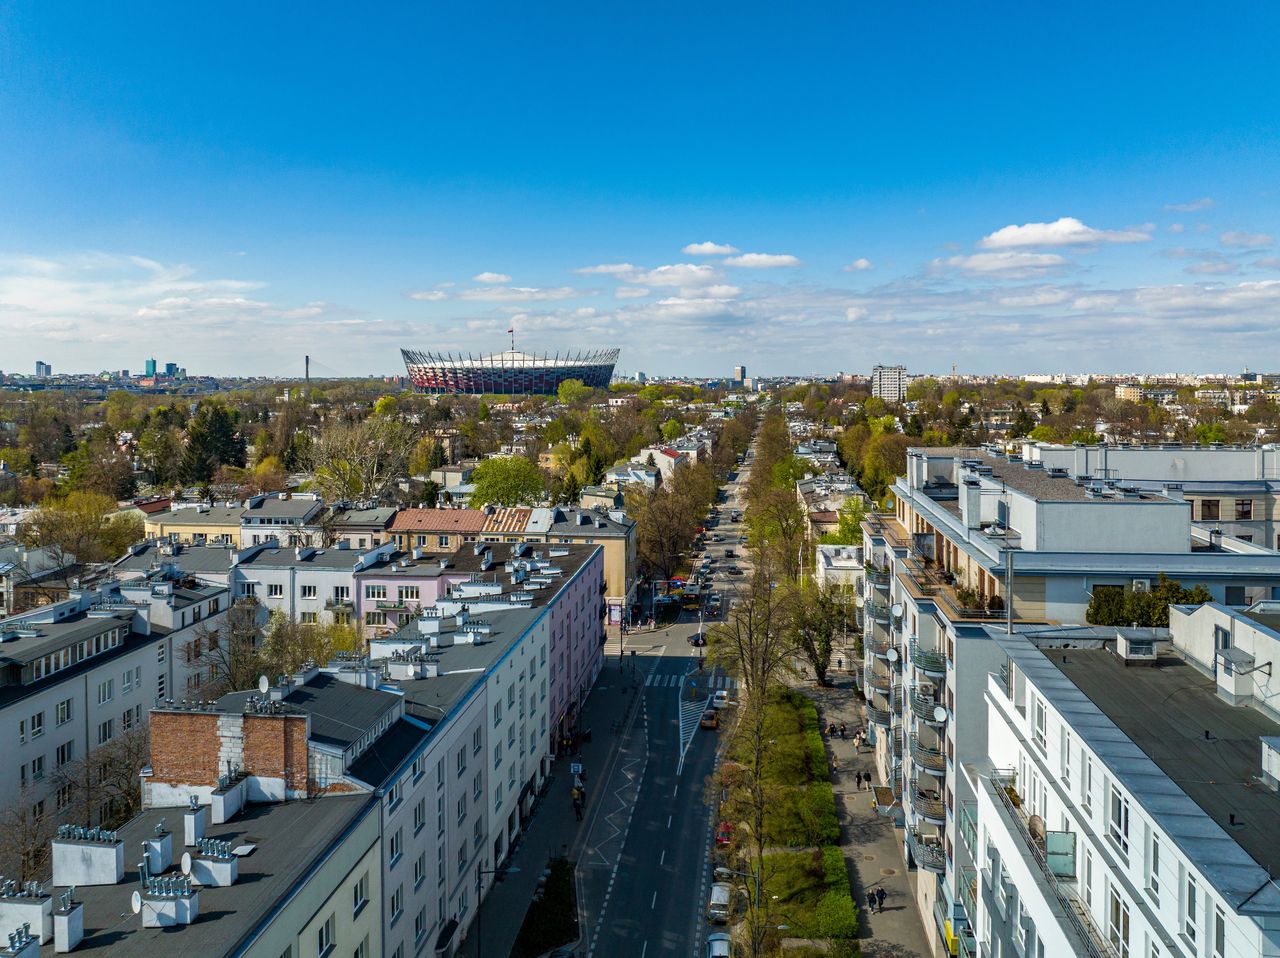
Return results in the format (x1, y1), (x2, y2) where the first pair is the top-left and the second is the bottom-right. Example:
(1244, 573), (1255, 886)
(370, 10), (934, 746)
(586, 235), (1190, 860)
(2, 1), (1279, 377)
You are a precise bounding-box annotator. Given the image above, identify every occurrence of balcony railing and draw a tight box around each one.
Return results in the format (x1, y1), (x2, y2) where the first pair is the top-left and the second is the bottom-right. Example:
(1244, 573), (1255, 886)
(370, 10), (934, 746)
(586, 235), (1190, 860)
(866, 704), (892, 727)
(908, 829), (947, 873)
(912, 783), (946, 824)
(911, 687), (947, 724)
(957, 932), (976, 958)
(865, 514), (911, 548)
(958, 801), (978, 858)
(910, 638), (948, 676)
(325, 597), (353, 609)
(375, 599), (408, 610)
(902, 555), (1007, 622)
(910, 733), (947, 773)
(867, 633), (894, 659)
(960, 866), (978, 928)
(866, 669), (892, 696)
(990, 772), (1119, 958)
(865, 566), (891, 588)
(867, 601), (891, 623)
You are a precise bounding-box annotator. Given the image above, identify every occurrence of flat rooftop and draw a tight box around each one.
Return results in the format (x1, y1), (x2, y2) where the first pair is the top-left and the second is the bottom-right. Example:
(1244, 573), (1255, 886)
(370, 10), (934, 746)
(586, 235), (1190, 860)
(113, 541), (237, 578)
(215, 672), (402, 750)
(1048, 647), (1280, 880)
(40, 794), (373, 958)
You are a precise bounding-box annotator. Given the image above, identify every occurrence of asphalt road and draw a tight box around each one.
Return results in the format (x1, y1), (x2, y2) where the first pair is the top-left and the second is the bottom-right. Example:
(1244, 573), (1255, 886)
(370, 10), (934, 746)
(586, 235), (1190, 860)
(580, 444), (759, 958)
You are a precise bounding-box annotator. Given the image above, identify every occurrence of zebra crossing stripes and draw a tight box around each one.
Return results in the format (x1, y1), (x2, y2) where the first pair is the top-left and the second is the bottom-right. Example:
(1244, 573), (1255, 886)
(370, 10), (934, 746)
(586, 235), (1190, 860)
(644, 672), (737, 689)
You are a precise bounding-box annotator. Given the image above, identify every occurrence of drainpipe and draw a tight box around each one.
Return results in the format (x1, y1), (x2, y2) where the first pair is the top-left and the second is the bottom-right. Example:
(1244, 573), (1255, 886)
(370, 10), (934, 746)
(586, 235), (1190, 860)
(1005, 549), (1014, 635)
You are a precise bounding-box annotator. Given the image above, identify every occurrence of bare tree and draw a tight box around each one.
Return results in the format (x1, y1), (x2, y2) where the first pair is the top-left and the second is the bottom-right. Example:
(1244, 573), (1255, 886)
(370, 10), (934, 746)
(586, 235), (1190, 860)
(789, 578), (858, 685)
(307, 416), (413, 502)
(0, 786), (55, 881)
(190, 598), (267, 697)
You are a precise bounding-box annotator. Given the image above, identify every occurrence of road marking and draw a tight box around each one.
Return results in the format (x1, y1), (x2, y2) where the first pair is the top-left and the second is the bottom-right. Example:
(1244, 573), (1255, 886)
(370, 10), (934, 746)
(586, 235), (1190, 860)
(667, 814), (672, 828)
(660, 849), (666, 865)
(651, 890), (657, 909)
(640, 942), (648, 958)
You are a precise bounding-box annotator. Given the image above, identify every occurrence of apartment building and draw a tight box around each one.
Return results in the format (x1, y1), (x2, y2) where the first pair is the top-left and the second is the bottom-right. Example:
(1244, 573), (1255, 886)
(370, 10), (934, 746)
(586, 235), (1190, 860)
(0, 543), (79, 617)
(871, 364), (909, 403)
(239, 492), (326, 547)
(0, 576), (228, 847)
(230, 540), (397, 627)
(329, 504), (398, 549)
(143, 502), (244, 544)
(969, 625), (1280, 958)
(859, 444), (1280, 955)
(389, 508), (489, 552)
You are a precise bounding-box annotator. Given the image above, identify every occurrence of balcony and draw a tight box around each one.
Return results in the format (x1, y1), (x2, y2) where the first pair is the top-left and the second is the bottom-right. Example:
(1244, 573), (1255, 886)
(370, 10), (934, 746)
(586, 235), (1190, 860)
(957, 932), (976, 958)
(908, 829), (947, 874)
(865, 514), (911, 549)
(910, 734), (947, 774)
(910, 638), (948, 677)
(866, 704), (892, 727)
(867, 633), (894, 660)
(375, 599), (408, 610)
(892, 732), (904, 759)
(959, 866), (978, 930)
(900, 555), (1008, 623)
(911, 687), (948, 725)
(990, 772), (1119, 958)
(958, 802), (978, 858)
(912, 783), (946, 824)
(865, 565), (891, 589)
(325, 597), (353, 609)
(866, 668), (892, 697)
(867, 601), (891, 624)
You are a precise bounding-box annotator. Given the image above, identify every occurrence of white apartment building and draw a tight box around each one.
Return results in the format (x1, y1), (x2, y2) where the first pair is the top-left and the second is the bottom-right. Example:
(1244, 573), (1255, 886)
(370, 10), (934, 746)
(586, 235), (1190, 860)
(871, 364), (910, 403)
(0, 576), (228, 836)
(860, 445), (1280, 956)
(971, 626), (1280, 958)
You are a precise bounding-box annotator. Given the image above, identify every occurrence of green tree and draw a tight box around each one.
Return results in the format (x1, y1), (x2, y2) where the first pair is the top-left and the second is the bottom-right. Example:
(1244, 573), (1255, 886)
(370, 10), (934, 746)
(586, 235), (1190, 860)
(309, 416), (413, 501)
(819, 497), (865, 546)
(556, 378), (593, 406)
(660, 418), (683, 443)
(181, 402), (245, 484)
(24, 490), (143, 563)
(1086, 574), (1213, 627)
(470, 456), (547, 506)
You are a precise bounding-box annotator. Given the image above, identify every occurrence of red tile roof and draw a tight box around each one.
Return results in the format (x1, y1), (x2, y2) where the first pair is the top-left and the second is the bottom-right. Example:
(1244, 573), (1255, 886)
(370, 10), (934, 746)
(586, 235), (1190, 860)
(388, 508), (489, 533)
(483, 508), (532, 535)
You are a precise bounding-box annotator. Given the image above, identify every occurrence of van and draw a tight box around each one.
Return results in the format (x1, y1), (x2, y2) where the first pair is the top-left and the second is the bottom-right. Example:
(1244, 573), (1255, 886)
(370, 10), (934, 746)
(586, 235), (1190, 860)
(707, 881), (732, 922)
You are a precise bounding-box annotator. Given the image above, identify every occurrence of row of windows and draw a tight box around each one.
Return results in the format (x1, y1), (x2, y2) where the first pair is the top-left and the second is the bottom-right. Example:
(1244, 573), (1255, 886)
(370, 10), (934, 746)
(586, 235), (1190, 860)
(31, 627), (124, 681)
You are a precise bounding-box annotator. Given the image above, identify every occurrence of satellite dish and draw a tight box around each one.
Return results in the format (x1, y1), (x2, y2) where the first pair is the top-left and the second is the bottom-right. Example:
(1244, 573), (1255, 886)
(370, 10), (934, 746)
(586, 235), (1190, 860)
(130, 891), (142, 915)
(890, 603), (904, 619)
(886, 648), (900, 662)
(180, 852), (192, 876)
(933, 705), (948, 723)
(258, 675), (269, 695)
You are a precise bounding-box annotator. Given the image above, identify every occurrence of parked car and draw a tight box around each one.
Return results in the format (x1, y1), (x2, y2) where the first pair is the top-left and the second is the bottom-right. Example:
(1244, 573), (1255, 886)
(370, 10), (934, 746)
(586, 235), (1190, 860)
(700, 709), (719, 729)
(727, 566), (744, 576)
(706, 883), (732, 923)
(712, 689), (731, 709)
(724, 549), (736, 559)
(707, 931), (733, 956)
(688, 632), (708, 647)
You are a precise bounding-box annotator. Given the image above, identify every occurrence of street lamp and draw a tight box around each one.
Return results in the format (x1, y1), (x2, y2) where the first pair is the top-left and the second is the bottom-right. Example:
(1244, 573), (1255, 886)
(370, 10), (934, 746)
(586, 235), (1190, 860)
(473, 862), (520, 957)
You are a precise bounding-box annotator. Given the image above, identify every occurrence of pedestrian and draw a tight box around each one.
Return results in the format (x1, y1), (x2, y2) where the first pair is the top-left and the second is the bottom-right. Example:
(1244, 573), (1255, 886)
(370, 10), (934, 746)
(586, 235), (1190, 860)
(876, 887), (887, 912)
(853, 770), (861, 789)
(573, 799), (583, 822)
(866, 890), (876, 913)
(839, 723), (847, 739)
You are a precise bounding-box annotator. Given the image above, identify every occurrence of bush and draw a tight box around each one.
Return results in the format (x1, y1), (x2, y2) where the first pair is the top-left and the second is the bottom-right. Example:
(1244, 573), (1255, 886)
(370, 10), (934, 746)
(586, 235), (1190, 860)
(763, 846), (858, 941)
(513, 858), (578, 957)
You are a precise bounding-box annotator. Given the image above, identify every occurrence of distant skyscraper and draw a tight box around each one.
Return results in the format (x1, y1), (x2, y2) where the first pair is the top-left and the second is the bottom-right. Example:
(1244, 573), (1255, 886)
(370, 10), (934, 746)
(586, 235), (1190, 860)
(636, 371), (646, 384)
(733, 364), (746, 384)
(164, 362), (179, 377)
(870, 364), (908, 403)
(34, 361), (51, 378)
(145, 357), (157, 377)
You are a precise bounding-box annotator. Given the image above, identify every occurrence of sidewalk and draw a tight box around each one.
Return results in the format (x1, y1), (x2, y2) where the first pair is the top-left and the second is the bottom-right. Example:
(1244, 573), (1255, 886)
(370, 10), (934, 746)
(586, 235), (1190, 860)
(459, 658), (644, 958)
(805, 676), (936, 958)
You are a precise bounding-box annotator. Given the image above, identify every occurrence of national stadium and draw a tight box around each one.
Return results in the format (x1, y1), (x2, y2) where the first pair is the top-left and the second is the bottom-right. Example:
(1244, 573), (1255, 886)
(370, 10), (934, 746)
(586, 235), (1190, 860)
(400, 347), (620, 395)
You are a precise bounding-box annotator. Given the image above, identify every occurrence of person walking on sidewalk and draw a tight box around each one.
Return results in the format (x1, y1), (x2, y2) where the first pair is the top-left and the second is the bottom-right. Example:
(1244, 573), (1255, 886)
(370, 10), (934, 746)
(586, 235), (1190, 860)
(876, 887), (887, 912)
(866, 889), (877, 914)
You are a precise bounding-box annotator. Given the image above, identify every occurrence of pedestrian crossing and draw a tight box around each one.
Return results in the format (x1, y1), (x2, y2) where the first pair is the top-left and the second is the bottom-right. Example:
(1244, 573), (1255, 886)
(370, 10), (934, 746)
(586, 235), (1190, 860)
(644, 672), (737, 690)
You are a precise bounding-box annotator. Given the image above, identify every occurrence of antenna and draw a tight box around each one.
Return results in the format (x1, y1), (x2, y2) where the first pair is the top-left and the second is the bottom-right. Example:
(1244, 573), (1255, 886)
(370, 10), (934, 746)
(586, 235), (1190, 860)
(180, 852), (192, 875)
(258, 675), (269, 695)
(130, 891), (142, 914)
(304, 354), (310, 393)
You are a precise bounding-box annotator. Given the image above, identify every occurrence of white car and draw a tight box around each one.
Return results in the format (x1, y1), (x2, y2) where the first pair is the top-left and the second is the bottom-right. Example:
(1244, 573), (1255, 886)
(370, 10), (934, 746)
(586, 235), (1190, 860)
(707, 932), (732, 957)
(712, 690), (731, 709)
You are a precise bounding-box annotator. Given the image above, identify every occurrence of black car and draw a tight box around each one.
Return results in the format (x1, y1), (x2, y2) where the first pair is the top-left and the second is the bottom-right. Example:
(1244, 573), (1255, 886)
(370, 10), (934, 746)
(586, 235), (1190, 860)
(688, 631), (708, 647)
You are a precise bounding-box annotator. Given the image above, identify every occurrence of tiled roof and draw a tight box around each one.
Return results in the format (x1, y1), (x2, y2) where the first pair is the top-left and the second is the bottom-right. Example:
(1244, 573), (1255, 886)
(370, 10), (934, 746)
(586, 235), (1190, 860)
(388, 508), (489, 533)
(483, 507), (533, 534)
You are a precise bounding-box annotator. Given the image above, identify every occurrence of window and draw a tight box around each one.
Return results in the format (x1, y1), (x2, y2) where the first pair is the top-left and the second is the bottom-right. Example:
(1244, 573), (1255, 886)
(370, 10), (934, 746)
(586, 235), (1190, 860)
(97, 719), (114, 745)
(399, 586), (419, 602)
(268, 583), (284, 598)
(56, 698), (72, 726)
(457, 793), (467, 824)
(1183, 874), (1198, 945)
(494, 741), (503, 768)
(414, 798), (426, 833)
(507, 685), (515, 709)
(390, 883), (403, 921)
(473, 726), (483, 755)
(493, 701), (503, 727)
(365, 611), (387, 625)
(1109, 888), (1131, 958)
(1200, 499), (1220, 520)
(415, 904), (427, 941)
(56, 783), (74, 810)
(122, 705), (139, 732)
(353, 938), (368, 958)
(388, 778), (403, 809)
(437, 794), (445, 836)
(240, 582), (257, 598)
(301, 584), (317, 599)
(438, 843), (446, 884)
(1147, 833), (1161, 904)
(1032, 697), (1047, 752)
(495, 780), (504, 811)
(1236, 499), (1253, 520)
(457, 844), (467, 874)
(30, 756), (44, 781)
(1081, 754), (1094, 817)
(1213, 905), (1226, 957)
(157, 644), (166, 665)
(352, 872), (369, 917)
(1060, 730), (1072, 789)
(1225, 585), (1247, 606)
(414, 851), (426, 888)
(1082, 848), (1094, 910)
(436, 757), (445, 788)
(439, 535), (450, 547)
(456, 746), (467, 777)
(333, 585), (350, 602)
(473, 816), (483, 851)
(365, 584), (387, 600)
(56, 740), (74, 768)
(158, 672), (166, 699)
(97, 679), (113, 705)
(317, 913), (335, 957)
(389, 827), (403, 864)
(473, 771), (482, 801)
(1109, 786), (1130, 858)
(30, 711), (44, 739)
(300, 612), (318, 624)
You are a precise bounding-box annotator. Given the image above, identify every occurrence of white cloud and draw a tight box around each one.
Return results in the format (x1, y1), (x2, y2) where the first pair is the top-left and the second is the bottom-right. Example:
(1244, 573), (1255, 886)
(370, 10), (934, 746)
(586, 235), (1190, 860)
(846, 306), (868, 321)
(723, 252), (801, 268)
(843, 258), (873, 272)
(614, 287), (650, 299)
(574, 263), (637, 276)
(1221, 231), (1274, 249)
(630, 263), (722, 287)
(997, 287), (1071, 307)
(409, 290), (448, 301)
(1164, 197), (1214, 212)
(704, 285), (742, 299)
(472, 271), (512, 283)
(682, 241), (738, 256)
(1186, 260), (1238, 276)
(456, 286), (583, 302)
(1253, 257), (1280, 270)
(978, 217), (1151, 249)
(934, 252), (1070, 276)
(1168, 223), (1185, 234)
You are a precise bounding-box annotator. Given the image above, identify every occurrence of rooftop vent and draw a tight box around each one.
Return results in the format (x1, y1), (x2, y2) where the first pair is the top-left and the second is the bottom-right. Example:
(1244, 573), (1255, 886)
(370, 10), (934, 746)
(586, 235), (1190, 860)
(1113, 631), (1157, 667)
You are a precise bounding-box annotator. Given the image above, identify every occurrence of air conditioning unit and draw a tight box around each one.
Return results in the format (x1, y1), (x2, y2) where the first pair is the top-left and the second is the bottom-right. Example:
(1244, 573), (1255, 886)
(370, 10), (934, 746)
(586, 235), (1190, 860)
(1131, 578), (1151, 593)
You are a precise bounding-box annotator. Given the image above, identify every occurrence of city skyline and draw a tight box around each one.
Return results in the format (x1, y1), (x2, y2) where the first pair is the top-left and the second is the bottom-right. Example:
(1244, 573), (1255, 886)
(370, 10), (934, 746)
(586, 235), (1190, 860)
(3, 2), (1280, 376)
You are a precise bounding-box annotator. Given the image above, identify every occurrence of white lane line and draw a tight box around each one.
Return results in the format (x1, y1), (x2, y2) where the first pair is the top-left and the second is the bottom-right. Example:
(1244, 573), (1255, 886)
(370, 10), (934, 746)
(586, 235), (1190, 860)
(660, 849), (666, 865)
(667, 814), (673, 828)
(651, 890), (657, 909)
(640, 942), (648, 958)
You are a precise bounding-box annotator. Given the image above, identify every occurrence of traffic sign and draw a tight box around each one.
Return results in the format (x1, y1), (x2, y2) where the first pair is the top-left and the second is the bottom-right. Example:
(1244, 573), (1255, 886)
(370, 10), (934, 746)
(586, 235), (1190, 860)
(570, 762), (583, 774)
